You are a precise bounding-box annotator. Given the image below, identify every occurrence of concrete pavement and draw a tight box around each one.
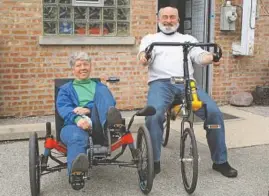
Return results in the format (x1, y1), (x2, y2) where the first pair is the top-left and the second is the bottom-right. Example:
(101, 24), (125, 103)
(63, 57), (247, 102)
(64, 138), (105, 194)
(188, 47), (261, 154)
(170, 105), (269, 149)
(1, 105), (269, 196)
(1, 127), (269, 196)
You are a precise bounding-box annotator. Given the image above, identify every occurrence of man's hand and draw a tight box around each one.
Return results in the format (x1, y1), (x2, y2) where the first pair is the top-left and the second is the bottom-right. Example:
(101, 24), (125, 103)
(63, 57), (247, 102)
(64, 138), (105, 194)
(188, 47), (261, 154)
(202, 53), (221, 66)
(73, 107), (90, 115)
(213, 60), (221, 66)
(77, 118), (91, 130)
(139, 52), (149, 66)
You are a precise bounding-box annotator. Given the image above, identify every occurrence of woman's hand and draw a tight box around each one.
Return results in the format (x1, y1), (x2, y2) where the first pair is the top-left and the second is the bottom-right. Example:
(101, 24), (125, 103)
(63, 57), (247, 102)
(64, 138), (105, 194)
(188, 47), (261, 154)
(73, 107), (90, 115)
(76, 118), (91, 130)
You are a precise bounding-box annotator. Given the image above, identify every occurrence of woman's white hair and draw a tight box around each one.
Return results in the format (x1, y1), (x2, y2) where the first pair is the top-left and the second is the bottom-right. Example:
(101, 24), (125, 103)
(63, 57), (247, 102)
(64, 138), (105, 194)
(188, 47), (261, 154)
(68, 51), (91, 68)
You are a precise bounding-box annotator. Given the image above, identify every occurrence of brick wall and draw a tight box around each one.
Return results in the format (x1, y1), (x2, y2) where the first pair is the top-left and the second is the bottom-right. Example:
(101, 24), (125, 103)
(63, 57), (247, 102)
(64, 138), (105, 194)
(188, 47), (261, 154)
(212, 0), (269, 104)
(0, 0), (268, 117)
(0, 0), (157, 117)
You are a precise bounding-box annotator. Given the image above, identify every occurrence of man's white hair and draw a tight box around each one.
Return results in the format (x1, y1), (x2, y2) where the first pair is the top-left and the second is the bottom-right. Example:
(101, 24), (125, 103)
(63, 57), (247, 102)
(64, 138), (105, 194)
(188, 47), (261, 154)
(68, 51), (91, 68)
(158, 6), (179, 18)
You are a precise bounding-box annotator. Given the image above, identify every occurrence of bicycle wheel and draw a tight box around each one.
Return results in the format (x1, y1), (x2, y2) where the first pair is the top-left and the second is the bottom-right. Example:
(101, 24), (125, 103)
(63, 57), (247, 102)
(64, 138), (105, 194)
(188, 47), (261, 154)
(29, 132), (41, 196)
(180, 127), (198, 194)
(136, 125), (154, 195)
(162, 111), (170, 147)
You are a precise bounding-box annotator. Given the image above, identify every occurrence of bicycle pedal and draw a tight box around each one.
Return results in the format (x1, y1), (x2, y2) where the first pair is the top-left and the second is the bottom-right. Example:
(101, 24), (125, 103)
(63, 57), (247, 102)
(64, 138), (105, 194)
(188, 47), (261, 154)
(70, 173), (85, 190)
(83, 175), (90, 180)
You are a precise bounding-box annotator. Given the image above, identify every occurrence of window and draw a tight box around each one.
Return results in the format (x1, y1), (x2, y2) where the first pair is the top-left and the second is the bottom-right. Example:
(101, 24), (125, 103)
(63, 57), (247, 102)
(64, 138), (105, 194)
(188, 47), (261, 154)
(43, 0), (130, 36)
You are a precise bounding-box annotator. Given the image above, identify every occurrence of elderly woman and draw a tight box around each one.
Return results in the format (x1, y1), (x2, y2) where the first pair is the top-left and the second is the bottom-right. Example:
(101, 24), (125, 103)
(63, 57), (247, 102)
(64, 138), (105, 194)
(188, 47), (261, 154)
(56, 51), (122, 190)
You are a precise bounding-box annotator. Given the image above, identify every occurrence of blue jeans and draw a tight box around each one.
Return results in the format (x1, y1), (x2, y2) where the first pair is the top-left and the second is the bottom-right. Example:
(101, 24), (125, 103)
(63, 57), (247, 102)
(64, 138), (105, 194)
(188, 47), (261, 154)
(60, 104), (106, 175)
(61, 125), (89, 175)
(146, 79), (227, 164)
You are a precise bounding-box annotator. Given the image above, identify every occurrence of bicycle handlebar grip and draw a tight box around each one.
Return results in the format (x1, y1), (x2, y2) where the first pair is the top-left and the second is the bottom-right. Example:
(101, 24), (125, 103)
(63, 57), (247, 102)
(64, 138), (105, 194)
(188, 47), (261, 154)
(213, 44), (222, 62)
(190, 80), (203, 111)
(145, 53), (151, 61)
(144, 46), (152, 61)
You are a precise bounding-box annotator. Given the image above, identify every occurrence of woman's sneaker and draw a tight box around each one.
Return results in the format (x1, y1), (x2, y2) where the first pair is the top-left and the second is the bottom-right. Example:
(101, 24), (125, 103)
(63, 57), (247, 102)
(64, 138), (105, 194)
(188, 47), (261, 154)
(69, 153), (89, 190)
(106, 107), (123, 128)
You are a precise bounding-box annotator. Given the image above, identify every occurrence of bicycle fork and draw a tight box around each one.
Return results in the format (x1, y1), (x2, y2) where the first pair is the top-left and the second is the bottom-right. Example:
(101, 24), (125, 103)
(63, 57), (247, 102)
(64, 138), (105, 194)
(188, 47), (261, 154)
(180, 112), (201, 163)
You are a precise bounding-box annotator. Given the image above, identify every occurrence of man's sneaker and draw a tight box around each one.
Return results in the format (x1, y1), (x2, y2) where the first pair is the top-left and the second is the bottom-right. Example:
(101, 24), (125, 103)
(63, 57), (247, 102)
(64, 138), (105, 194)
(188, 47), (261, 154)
(106, 107), (123, 127)
(154, 161), (161, 175)
(69, 153), (89, 190)
(212, 162), (238, 178)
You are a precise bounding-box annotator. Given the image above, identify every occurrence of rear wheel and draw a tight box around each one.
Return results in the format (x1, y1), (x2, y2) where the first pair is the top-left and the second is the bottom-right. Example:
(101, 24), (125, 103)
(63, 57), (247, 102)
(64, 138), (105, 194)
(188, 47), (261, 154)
(162, 110), (170, 147)
(29, 132), (41, 196)
(180, 127), (198, 194)
(136, 125), (154, 195)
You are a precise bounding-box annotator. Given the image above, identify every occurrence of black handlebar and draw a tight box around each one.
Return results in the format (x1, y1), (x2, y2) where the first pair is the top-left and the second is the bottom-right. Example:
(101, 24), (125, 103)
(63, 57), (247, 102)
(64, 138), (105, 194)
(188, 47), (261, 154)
(106, 77), (120, 83)
(145, 42), (222, 62)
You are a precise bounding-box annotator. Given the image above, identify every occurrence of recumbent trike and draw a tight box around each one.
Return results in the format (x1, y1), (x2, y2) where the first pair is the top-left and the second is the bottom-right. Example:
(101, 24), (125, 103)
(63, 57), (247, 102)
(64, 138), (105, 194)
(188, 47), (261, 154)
(145, 42), (222, 194)
(28, 77), (156, 196)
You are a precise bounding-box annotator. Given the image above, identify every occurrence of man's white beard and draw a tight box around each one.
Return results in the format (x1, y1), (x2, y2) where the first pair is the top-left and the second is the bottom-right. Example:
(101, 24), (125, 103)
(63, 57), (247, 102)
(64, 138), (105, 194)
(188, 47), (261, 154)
(158, 22), (179, 34)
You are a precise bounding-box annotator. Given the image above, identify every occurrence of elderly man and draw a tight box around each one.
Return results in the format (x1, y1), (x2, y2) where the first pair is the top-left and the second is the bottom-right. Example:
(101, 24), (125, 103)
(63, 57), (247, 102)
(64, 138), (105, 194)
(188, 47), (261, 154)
(138, 6), (237, 178)
(56, 51), (122, 190)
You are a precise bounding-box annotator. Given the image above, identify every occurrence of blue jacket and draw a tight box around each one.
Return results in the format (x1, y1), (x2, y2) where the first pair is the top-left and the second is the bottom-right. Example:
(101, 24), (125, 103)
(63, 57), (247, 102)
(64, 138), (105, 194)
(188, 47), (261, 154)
(56, 79), (116, 126)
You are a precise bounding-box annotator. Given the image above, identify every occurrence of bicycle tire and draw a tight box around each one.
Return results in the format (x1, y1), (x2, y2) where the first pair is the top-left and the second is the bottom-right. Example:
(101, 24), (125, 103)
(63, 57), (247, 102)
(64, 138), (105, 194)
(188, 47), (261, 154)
(180, 127), (198, 194)
(136, 125), (154, 195)
(29, 132), (41, 196)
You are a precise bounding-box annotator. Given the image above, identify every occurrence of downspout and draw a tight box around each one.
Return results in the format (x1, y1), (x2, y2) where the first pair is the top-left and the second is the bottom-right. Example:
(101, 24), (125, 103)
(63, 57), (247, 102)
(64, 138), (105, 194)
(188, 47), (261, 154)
(232, 0), (257, 56)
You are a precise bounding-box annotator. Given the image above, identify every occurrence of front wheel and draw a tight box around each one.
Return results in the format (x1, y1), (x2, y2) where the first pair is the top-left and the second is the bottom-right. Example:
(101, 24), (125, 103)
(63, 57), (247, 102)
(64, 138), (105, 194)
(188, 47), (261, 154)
(136, 125), (154, 195)
(180, 127), (198, 194)
(29, 132), (41, 196)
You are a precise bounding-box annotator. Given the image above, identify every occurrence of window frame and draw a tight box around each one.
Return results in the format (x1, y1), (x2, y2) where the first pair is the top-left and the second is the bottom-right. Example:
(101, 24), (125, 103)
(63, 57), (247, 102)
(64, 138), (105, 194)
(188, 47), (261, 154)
(40, 0), (135, 45)
(72, 0), (104, 7)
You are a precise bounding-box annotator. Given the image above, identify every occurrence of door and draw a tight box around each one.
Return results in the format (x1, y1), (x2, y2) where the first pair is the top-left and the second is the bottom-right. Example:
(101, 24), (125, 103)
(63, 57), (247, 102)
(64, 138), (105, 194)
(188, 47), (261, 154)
(184, 0), (210, 91)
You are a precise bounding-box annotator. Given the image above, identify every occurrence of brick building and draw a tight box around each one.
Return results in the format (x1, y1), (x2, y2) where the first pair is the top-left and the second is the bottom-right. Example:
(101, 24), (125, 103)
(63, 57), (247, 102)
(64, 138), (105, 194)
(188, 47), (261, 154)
(0, 0), (268, 117)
